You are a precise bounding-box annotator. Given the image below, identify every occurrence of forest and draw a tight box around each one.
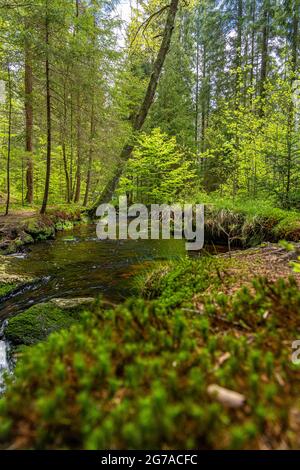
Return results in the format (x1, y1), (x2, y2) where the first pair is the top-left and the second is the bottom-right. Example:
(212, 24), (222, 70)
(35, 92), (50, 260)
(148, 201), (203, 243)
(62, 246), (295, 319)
(0, 0), (300, 210)
(0, 0), (300, 453)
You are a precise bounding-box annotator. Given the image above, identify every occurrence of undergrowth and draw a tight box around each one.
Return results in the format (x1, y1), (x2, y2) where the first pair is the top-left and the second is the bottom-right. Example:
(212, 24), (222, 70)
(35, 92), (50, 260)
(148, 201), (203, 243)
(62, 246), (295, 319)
(194, 196), (300, 246)
(0, 262), (300, 449)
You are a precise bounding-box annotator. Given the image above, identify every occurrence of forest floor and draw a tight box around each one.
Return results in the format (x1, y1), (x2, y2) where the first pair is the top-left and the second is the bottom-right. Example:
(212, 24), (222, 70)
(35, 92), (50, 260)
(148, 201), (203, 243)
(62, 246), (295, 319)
(219, 243), (300, 294)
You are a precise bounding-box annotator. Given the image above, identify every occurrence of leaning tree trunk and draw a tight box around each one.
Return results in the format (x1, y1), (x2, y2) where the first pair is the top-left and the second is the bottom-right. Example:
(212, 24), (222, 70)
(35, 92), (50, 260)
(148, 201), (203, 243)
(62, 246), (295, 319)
(92, 0), (180, 210)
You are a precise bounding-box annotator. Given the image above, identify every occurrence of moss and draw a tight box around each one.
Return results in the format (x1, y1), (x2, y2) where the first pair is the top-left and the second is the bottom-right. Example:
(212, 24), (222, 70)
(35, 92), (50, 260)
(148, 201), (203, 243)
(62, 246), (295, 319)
(4, 302), (83, 347)
(0, 276), (299, 450)
(138, 255), (241, 308)
(0, 283), (17, 299)
(273, 215), (300, 241)
(24, 219), (55, 241)
(204, 201), (300, 246)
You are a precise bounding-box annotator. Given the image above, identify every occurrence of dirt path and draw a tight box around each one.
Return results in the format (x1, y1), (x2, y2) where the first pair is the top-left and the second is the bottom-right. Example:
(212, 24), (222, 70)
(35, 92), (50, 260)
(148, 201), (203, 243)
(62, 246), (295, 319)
(0, 210), (38, 229)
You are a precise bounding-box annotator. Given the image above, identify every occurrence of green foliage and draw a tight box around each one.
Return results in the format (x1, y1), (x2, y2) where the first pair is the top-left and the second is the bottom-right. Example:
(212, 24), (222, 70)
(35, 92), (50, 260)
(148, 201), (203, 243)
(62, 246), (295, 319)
(118, 129), (198, 204)
(0, 283), (16, 299)
(279, 240), (300, 273)
(0, 272), (299, 449)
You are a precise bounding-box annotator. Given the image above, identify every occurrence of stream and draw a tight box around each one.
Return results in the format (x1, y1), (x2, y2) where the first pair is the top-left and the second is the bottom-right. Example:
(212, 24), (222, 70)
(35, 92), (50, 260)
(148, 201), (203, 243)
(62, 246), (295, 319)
(0, 223), (191, 388)
(0, 223), (227, 390)
(0, 223), (190, 319)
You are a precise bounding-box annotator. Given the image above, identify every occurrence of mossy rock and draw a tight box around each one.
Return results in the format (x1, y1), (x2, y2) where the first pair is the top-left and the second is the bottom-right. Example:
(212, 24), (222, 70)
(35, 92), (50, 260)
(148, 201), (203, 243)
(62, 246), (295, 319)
(0, 282), (17, 299)
(273, 217), (300, 242)
(0, 241), (17, 255)
(4, 302), (83, 347)
(24, 218), (55, 241)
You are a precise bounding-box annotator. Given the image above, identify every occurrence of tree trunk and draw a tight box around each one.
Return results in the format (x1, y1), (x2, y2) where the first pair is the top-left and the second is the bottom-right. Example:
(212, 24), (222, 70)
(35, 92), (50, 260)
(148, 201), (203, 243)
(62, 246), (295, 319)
(201, 43), (207, 154)
(285, 0), (299, 207)
(234, 0), (243, 103)
(93, 0), (180, 208)
(24, 20), (34, 204)
(61, 80), (70, 203)
(259, 0), (269, 112)
(5, 64), (12, 216)
(195, 7), (200, 152)
(40, 3), (51, 215)
(83, 101), (95, 207)
(74, 93), (81, 203)
(70, 92), (74, 200)
(73, 0), (81, 204)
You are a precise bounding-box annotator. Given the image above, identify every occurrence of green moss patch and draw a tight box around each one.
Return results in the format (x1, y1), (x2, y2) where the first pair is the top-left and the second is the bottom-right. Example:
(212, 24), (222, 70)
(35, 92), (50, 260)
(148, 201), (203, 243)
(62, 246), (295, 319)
(1, 274), (300, 449)
(4, 302), (84, 347)
(0, 283), (17, 299)
(23, 218), (55, 241)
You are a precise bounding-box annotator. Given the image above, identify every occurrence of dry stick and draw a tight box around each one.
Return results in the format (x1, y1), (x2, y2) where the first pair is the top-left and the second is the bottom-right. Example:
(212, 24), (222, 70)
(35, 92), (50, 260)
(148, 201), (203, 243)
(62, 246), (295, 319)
(130, 4), (170, 48)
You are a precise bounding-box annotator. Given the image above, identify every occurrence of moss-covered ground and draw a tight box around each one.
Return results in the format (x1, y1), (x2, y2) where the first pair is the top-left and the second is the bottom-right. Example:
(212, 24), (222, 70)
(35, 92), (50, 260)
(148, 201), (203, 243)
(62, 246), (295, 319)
(0, 247), (299, 450)
(0, 283), (17, 299)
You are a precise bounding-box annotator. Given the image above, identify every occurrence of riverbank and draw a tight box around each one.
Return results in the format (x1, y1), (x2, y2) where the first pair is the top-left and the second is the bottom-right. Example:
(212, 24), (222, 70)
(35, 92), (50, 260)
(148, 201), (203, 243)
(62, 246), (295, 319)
(1, 201), (299, 258)
(0, 240), (300, 449)
(203, 199), (300, 247)
(0, 205), (86, 256)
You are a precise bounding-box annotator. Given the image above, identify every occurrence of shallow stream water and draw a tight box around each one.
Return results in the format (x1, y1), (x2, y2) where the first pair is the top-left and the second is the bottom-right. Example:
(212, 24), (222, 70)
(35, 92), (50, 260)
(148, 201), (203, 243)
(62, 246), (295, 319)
(0, 223), (227, 388)
(0, 223), (190, 320)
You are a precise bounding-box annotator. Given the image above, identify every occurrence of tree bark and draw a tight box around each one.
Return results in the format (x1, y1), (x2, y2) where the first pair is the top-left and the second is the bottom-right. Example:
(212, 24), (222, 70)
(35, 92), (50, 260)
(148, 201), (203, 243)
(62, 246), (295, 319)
(40, 2), (51, 215)
(93, 0), (180, 209)
(285, 0), (299, 207)
(74, 93), (81, 203)
(5, 64), (12, 216)
(195, 6), (200, 152)
(259, 0), (269, 112)
(24, 19), (34, 204)
(83, 101), (95, 207)
(61, 80), (71, 202)
(73, 0), (81, 204)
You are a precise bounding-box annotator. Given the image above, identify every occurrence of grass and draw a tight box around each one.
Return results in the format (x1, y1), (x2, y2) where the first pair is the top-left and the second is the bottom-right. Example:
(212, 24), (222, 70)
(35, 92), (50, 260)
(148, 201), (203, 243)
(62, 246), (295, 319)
(198, 196), (300, 246)
(0, 254), (300, 449)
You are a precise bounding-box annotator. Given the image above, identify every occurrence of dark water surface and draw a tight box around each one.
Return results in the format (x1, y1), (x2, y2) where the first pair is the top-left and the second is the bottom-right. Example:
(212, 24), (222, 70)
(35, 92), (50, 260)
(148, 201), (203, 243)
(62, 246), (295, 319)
(0, 224), (189, 319)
